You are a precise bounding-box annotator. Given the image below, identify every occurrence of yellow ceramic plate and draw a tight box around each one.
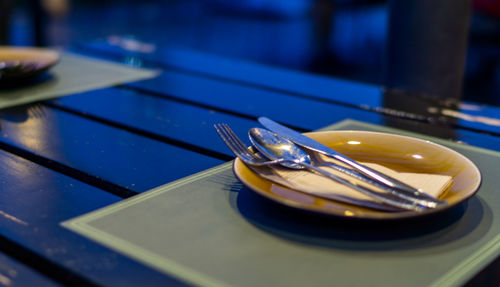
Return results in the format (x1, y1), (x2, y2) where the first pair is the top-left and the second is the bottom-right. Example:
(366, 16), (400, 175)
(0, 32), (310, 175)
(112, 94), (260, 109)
(0, 46), (59, 79)
(233, 130), (481, 220)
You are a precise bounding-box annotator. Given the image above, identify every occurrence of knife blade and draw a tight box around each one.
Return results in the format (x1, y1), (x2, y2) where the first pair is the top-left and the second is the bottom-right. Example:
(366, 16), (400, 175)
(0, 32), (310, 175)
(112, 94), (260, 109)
(258, 117), (446, 207)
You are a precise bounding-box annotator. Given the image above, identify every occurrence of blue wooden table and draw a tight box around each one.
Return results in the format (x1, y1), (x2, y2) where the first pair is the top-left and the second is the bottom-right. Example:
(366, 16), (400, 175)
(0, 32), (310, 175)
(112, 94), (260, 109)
(1, 43), (500, 286)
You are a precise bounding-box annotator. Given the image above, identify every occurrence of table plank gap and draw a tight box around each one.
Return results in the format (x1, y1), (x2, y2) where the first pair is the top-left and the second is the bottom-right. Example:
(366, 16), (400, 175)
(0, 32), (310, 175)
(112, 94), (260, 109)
(43, 102), (234, 162)
(0, 235), (101, 287)
(0, 250), (64, 287)
(0, 140), (137, 199)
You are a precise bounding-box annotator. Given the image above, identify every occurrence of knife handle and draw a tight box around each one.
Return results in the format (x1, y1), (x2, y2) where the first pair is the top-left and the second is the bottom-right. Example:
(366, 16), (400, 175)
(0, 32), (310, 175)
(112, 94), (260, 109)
(300, 162), (426, 211)
(329, 154), (446, 208)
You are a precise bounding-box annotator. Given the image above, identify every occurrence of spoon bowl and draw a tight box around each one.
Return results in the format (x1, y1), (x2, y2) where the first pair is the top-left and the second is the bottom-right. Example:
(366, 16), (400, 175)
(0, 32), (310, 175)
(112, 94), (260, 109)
(248, 127), (310, 169)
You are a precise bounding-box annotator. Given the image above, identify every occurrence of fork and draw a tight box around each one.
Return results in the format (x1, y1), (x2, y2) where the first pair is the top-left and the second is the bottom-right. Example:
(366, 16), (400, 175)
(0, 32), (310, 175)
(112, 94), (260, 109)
(214, 123), (428, 211)
(214, 123), (285, 167)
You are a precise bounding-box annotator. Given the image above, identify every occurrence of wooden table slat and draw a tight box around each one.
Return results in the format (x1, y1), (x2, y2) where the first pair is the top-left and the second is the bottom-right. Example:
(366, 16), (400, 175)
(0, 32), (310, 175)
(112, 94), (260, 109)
(0, 105), (224, 194)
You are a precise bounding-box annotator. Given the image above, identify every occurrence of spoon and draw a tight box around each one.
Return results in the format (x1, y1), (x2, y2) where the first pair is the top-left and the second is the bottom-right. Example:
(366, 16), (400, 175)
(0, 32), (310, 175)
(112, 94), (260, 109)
(248, 127), (429, 211)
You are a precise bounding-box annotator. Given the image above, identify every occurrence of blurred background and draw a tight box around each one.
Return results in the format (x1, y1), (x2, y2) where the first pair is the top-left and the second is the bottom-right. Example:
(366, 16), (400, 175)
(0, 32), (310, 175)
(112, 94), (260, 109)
(2, 0), (500, 105)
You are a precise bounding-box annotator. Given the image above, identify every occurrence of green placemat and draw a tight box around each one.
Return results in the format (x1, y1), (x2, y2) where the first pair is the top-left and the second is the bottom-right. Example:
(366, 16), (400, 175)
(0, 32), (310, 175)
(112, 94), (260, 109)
(0, 52), (157, 109)
(62, 120), (500, 287)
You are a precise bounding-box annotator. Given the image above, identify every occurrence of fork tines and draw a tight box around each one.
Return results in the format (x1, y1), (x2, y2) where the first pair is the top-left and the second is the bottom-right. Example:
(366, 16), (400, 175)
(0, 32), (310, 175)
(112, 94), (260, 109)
(214, 123), (248, 159)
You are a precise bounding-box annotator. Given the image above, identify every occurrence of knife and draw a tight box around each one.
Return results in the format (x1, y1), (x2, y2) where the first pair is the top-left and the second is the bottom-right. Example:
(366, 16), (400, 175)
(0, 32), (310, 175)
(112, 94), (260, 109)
(258, 117), (446, 208)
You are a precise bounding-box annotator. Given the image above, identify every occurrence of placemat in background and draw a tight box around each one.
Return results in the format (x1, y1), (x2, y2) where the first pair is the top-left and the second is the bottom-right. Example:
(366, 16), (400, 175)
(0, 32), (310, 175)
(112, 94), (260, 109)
(62, 120), (500, 287)
(0, 52), (158, 109)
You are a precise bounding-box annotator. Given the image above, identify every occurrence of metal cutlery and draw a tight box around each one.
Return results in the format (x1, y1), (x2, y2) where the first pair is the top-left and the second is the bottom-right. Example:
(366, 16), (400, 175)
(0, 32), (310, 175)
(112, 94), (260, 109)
(258, 117), (446, 208)
(215, 123), (426, 211)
